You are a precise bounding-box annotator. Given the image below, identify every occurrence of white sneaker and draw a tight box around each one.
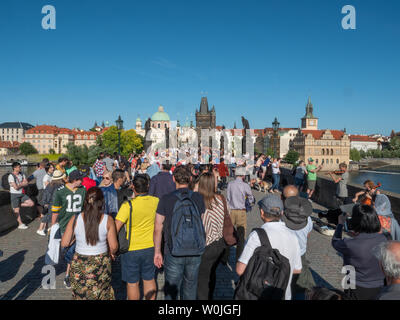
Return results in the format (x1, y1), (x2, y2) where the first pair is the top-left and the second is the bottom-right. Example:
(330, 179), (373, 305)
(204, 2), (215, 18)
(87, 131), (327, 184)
(36, 229), (46, 236)
(18, 224), (28, 230)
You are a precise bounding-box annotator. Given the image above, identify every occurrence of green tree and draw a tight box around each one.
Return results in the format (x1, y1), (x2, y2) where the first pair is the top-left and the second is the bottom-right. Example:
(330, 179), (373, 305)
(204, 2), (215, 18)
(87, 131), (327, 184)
(350, 148), (361, 161)
(88, 145), (106, 165)
(283, 150), (299, 165)
(49, 148), (56, 155)
(265, 147), (274, 158)
(101, 126), (143, 157)
(65, 143), (89, 166)
(389, 136), (400, 151)
(19, 142), (38, 156)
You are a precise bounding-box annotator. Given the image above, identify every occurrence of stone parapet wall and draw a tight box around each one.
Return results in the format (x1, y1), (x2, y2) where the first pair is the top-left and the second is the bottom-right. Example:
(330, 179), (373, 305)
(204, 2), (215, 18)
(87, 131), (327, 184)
(280, 168), (400, 221)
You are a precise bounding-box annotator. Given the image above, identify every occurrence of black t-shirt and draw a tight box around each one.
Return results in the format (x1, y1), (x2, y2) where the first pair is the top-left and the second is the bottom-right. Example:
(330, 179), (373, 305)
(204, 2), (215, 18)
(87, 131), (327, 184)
(157, 188), (206, 254)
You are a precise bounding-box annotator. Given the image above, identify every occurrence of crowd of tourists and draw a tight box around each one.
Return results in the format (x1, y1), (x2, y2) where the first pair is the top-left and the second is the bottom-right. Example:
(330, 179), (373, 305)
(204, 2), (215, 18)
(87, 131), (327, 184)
(3, 150), (400, 301)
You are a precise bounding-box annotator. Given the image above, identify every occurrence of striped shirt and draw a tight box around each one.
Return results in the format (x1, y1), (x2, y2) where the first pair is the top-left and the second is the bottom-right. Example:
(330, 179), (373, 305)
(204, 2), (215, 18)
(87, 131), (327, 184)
(202, 196), (225, 246)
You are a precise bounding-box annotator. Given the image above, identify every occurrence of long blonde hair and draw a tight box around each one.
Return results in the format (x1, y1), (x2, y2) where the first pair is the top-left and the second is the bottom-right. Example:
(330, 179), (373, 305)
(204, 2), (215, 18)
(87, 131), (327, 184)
(198, 172), (218, 210)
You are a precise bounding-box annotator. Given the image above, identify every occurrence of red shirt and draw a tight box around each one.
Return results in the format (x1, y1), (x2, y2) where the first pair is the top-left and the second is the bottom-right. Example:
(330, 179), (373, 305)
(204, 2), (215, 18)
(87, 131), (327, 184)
(218, 163), (229, 177)
(82, 177), (97, 191)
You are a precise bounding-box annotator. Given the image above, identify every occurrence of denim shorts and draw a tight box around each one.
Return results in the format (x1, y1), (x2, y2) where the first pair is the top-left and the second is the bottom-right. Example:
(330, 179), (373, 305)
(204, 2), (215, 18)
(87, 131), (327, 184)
(121, 247), (155, 284)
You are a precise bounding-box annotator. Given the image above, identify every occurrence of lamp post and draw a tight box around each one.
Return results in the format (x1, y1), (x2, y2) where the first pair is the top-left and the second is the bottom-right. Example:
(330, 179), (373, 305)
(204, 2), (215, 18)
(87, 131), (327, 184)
(116, 115), (124, 155)
(272, 117), (280, 158)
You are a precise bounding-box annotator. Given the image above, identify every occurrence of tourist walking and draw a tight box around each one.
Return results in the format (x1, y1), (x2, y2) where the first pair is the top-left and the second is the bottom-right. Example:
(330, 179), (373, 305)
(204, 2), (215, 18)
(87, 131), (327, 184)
(37, 170), (66, 236)
(100, 169), (127, 219)
(115, 174), (159, 300)
(93, 152), (106, 184)
(282, 185), (315, 298)
(268, 158), (281, 193)
(43, 162), (55, 189)
(332, 204), (387, 300)
(225, 166), (254, 263)
(197, 172), (227, 300)
(153, 165), (206, 300)
(61, 187), (118, 300)
(294, 161), (308, 191)
(51, 169), (86, 289)
(8, 162), (34, 229)
(149, 163), (175, 199)
(236, 194), (302, 300)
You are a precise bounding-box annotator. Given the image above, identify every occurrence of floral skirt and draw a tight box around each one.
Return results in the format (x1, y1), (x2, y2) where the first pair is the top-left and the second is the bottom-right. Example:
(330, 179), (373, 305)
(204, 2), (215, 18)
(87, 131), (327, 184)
(70, 252), (115, 300)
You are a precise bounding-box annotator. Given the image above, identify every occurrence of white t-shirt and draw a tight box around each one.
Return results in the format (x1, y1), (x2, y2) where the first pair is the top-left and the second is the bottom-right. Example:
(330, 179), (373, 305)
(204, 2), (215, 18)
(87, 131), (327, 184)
(238, 221), (302, 300)
(43, 174), (52, 188)
(8, 173), (25, 194)
(291, 217), (313, 256)
(272, 162), (280, 174)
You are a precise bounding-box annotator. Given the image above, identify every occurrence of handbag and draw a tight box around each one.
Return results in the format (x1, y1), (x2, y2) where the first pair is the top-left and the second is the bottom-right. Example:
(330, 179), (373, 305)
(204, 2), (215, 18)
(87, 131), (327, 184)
(118, 200), (133, 255)
(220, 194), (238, 246)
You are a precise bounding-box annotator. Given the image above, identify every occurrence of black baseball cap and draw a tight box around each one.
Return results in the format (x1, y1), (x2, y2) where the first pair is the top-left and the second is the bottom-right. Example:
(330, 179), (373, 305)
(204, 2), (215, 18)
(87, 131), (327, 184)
(68, 170), (84, 181)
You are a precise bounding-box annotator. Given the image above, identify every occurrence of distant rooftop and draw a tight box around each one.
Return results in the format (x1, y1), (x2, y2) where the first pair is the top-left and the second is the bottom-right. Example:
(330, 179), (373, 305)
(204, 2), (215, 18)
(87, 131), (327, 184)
(0, 122), (34, 130)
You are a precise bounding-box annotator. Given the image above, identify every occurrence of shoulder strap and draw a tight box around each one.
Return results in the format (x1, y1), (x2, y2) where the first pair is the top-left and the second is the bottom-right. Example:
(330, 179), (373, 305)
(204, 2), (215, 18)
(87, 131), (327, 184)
(127, 200), (133, 247)
(254, 228), (272, 250)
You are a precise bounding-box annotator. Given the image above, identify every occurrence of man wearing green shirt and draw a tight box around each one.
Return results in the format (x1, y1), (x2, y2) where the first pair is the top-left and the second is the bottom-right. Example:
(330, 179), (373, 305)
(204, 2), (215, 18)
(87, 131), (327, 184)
(51, 170), (86, 289)
(306, 158), (322, 201)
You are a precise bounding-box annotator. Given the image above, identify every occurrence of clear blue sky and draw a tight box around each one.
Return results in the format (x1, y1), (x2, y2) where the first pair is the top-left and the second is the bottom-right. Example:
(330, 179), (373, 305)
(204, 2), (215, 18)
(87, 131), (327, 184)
(0, 0), (399, 135)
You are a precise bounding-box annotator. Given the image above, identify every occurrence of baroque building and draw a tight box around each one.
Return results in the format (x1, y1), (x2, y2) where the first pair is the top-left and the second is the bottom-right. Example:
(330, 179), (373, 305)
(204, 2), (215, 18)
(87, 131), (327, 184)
(291, 98), (350, 170)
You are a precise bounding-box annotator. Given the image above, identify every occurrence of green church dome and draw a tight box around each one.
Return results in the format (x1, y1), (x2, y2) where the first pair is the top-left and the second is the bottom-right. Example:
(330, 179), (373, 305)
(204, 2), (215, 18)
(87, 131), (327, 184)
(151, 106), (170, 121)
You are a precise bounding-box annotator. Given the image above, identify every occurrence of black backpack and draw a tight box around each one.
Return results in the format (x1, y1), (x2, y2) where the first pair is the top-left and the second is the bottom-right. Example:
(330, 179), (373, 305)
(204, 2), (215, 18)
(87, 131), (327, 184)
(1, 173), (17, 191)
(234, 228), (291, 300)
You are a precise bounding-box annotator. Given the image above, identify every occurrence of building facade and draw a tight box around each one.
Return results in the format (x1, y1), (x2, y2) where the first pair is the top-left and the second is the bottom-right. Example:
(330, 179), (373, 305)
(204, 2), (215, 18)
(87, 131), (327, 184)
(0, 141), (20, 156)
(0, 122), (34, 143)
(350, 135), (380, 152)
(291, 99), (350, 170)
(23, 125), (102, 154)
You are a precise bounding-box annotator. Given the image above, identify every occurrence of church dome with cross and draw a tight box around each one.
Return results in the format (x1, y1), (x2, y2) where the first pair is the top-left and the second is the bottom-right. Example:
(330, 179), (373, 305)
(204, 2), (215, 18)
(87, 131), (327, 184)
(151, 105), (170, 129)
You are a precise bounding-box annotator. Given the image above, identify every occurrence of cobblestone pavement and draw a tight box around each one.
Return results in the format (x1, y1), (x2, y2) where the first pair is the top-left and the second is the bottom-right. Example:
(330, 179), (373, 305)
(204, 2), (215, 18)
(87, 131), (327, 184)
(0, 189), (343, 300)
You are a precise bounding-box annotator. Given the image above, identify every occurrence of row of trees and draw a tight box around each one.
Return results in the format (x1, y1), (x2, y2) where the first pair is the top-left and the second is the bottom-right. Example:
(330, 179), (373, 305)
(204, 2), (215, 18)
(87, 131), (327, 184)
(350, 136), (400, 161)
(18, 126), (144, 165)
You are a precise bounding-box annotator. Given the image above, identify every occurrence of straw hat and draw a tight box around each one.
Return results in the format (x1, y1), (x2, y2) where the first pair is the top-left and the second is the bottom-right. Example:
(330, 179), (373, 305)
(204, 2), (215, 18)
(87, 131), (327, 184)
(52, 170), (66, 181)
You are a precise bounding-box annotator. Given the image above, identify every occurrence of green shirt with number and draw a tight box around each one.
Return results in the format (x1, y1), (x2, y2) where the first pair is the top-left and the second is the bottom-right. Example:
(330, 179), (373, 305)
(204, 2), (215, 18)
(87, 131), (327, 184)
(51, 185), (86, 233)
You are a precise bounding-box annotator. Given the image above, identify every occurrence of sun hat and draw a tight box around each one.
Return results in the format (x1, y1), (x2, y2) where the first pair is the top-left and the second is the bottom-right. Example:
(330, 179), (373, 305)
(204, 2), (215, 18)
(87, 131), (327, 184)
(282, 196), (313, 230)
(51, 170), (66, 181)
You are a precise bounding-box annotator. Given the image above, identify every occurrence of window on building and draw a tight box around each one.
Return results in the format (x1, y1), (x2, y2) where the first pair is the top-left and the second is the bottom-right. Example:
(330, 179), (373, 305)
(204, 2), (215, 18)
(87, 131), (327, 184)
(336, 159), (339, 164)
(158, 123), (161, 129)
(322, 149), (325, 155)
(330, 159), (333, 164)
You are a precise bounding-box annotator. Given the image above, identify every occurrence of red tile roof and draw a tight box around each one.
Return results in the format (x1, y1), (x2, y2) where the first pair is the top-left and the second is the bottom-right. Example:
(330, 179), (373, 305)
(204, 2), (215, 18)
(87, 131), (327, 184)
(0, 141), (20, 148)
(349, 135), (377, 142)
(301, 129), (346, 140)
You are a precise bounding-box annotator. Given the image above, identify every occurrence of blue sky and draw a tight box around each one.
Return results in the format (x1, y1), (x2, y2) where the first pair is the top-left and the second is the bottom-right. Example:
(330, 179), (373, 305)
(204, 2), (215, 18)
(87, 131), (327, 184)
(0, 0), (399, 135)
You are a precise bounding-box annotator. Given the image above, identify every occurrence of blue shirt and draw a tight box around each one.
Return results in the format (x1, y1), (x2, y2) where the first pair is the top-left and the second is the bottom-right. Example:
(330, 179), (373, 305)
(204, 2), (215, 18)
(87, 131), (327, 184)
(149, 172), (176, 199)
(262, 158), (271, 167)
(101, 184), (119, 218)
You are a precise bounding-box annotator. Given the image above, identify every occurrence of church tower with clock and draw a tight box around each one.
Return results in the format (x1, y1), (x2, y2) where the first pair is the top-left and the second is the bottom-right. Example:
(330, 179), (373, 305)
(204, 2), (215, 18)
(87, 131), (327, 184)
(301, 97), (318, 130)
